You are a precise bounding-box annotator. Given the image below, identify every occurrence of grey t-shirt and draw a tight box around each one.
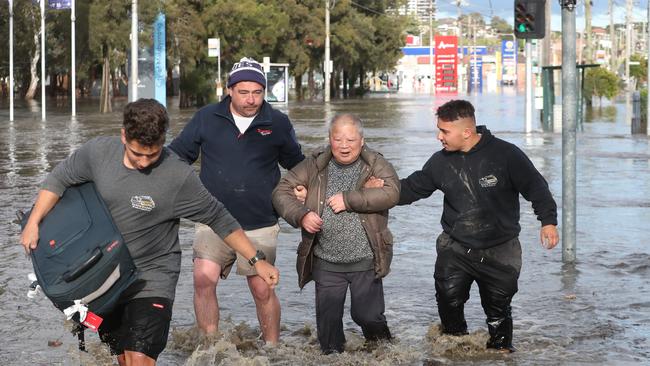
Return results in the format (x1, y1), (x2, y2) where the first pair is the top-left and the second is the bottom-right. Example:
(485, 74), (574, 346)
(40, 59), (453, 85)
(42, 136), (240, 301)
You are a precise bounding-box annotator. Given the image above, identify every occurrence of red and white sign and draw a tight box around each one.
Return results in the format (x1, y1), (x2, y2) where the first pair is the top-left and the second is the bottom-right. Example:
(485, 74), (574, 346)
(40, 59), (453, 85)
(435, 35), (458, 93)
(405, 34), (421, 46)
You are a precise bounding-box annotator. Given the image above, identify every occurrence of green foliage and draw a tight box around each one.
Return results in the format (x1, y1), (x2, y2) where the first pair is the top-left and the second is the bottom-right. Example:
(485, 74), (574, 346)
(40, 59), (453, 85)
(630, 54), (647, 88)
(2, 0), (407, 105)
(490, 16), (511, 34)
(583, 66), (620, 106)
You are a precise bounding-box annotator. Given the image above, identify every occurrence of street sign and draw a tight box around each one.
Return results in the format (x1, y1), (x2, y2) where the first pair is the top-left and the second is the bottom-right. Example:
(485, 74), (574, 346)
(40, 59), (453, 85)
(208, 38), (220, 58)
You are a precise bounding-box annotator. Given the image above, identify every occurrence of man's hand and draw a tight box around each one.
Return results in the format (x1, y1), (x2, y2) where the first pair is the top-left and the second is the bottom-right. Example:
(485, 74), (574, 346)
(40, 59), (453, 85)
(540, 224), (559, 249)
(327, 193), (347, 213)
(20, 223), (40, 255)
(294, 185), (307, 203)
(301, 211), (323, 233)
(364, 176), (384, 188)
(254, 260), (280, 288)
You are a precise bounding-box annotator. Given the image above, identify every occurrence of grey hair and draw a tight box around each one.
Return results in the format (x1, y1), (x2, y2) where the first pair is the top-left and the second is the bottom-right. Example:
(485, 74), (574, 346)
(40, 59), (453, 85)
(328, 113), (364, 137)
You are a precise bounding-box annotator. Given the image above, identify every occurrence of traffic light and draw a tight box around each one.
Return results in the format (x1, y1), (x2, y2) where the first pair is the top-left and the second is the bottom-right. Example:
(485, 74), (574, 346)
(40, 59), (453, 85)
(514, 0), (546, 39)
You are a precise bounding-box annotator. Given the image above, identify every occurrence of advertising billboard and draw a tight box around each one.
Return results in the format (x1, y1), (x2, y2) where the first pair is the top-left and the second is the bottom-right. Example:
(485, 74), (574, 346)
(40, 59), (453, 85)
(434, 35), (458, 93)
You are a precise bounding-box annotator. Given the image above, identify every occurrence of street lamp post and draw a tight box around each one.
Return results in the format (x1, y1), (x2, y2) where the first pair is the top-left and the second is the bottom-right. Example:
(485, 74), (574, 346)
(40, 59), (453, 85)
(9, 0), (14, 122)
(324, 0), (331, 103)
(40, 0), (46, 121)
(130, 0), (138, 101)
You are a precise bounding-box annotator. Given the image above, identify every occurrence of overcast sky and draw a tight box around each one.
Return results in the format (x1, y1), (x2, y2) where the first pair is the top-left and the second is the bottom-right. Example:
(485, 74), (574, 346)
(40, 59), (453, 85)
(434, 0), (649, 31)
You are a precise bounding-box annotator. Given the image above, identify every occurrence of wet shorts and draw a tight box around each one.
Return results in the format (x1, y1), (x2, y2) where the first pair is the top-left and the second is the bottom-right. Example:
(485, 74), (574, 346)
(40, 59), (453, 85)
(193, 223), (279, 279)
(98, 297), (173, 360)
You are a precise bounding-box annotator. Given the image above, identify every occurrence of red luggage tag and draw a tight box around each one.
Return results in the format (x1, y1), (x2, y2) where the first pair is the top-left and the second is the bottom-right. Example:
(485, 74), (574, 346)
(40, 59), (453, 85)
(82, 311), (103, 332)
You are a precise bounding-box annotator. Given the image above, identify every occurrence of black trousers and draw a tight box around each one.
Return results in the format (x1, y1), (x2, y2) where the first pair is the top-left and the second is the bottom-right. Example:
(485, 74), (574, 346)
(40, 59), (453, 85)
(434, 232), (522, 349)
(312, 268), (391, 353)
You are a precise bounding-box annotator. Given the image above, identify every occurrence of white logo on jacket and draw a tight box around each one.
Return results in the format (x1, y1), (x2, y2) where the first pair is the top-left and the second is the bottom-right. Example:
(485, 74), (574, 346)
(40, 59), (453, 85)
(479, 175), (498, 188)
(131, 195), (156, 212)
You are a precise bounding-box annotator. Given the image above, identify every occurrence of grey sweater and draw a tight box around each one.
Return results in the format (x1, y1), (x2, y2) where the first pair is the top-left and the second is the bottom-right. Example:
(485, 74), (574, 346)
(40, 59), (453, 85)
(43, 136), (240, 301)
(314, 159), (373, 272)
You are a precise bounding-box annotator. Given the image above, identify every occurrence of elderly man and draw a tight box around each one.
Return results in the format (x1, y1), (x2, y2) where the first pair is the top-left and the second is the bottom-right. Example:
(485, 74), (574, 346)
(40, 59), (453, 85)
(272, 113), (399, 354)
(169, 57), (304, 343)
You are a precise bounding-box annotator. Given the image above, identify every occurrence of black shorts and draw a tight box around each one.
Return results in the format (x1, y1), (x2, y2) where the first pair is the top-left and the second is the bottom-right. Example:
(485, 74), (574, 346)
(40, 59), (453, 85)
(98, 297), (173, 360)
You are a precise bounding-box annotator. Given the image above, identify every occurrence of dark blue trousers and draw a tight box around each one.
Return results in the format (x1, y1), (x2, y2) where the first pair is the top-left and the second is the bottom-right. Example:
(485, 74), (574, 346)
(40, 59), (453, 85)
(312, 268), (391, 353)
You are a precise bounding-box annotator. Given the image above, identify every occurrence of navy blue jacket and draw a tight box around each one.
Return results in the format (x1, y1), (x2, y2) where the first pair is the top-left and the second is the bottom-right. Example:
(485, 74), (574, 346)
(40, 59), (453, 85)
(399, 126), (557, 249)
(169, 96), (304, 230)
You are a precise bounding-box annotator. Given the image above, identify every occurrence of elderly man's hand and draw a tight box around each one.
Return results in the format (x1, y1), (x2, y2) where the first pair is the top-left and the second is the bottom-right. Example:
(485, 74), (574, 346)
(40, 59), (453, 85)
(254, 260), (280, 288)
(327, 193), (347, 213)
(301, 211), (323, 233)
(294, 185), (307, 203)
(364, 176), (384, 188)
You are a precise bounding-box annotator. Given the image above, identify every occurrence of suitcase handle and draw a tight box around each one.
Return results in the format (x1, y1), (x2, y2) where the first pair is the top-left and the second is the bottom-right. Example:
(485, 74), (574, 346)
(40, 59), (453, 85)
(63, 248), (103, 282)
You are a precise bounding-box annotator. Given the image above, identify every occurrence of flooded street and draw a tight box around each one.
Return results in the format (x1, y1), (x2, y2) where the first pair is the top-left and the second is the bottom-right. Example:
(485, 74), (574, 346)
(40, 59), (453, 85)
(0, 91), (649, 365)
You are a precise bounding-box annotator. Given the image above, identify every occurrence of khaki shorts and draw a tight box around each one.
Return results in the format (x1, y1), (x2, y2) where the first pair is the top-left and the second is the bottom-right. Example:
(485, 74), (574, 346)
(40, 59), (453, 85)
(193, 223), (279, 279)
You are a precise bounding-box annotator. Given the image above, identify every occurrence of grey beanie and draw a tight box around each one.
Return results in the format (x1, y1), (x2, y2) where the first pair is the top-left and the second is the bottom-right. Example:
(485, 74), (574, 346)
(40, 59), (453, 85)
(227, 57), (267, 89)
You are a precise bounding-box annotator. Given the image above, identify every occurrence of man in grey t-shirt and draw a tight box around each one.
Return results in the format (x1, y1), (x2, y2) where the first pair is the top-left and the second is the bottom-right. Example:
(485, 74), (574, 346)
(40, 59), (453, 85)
(20, 99), (279, 366)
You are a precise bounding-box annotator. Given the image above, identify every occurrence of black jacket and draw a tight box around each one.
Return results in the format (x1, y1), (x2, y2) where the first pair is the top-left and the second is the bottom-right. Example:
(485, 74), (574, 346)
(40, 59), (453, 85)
(399, 126), (557, 249)
(169, 96), (304, 230)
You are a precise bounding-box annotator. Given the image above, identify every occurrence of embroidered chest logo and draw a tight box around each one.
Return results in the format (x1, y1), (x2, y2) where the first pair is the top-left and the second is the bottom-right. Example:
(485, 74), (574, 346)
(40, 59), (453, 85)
(479, 175), (498, 188)
(131, 195), (156, 212)
(256, 128), (272, 136)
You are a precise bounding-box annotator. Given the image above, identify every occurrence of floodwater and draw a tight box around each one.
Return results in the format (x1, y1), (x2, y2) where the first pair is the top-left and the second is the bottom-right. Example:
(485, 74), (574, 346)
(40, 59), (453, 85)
(0, 91), (649, 365)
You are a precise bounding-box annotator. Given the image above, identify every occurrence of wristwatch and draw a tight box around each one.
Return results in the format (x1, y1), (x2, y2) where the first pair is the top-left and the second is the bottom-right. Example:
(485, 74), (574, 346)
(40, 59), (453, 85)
(248, 250), (266, 266)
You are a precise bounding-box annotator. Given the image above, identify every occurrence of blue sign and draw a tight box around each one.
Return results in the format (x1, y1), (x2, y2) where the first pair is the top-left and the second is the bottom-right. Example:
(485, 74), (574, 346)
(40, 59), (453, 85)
(461, 46), (487, 56)
(501, 39), (517, 83)
(469, 55), (483, 91)
(153, 13), (166, 107)
(49, 0), (71, 9)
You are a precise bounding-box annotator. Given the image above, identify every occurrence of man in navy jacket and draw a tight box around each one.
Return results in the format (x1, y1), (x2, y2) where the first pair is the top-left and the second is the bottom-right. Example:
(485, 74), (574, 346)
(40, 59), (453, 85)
(398, 99), (559, 352)
(169, 58), (304, 343)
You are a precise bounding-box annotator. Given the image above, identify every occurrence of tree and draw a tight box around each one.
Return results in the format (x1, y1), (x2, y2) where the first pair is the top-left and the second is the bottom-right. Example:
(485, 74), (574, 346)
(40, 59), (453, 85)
(630, 54), (647, 89)
(490, 16), (511, 35)
(583, 67), (619, 107)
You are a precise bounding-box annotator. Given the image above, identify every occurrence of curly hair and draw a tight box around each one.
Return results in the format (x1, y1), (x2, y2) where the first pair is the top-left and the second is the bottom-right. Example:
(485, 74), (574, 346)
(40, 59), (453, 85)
(436, 100), (475, 123)
(122, 99), (169, 146)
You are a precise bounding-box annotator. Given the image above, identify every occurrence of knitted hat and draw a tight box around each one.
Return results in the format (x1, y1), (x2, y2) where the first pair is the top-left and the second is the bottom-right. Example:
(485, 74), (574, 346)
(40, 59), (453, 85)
(227, 57), (267, 89)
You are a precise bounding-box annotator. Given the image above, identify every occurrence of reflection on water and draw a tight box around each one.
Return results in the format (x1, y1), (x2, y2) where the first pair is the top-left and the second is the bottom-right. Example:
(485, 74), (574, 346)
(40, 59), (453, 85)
(0, 93), (649, 365)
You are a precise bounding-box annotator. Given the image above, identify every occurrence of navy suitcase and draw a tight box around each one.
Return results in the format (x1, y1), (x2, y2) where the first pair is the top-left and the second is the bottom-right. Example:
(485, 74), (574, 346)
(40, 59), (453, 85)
(21, 182), (137, 323)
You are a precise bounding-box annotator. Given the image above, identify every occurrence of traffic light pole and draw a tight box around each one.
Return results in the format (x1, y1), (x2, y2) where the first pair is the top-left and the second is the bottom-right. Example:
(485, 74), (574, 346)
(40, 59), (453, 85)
(525, 40), (533, 133)
(561, 1), (577, 263)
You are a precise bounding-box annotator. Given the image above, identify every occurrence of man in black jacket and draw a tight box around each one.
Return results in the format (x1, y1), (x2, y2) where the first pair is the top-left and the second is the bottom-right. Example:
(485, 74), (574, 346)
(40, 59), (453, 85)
(398, 99), (559, 352)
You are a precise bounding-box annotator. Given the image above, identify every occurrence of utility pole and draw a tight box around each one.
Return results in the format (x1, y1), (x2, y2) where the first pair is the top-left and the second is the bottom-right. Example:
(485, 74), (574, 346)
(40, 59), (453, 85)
(71, 0), (76, 117)
(609, 0), (616, 71)
(541, 0), (551, 66)
(429, 0), (434, 93)
(525, 39), (533, 133)
(561, 0), (577, 263)
(647, 0), (650, 135)
(625, 0), (632, 124)
(130, 0), (138, 102)
(40, 0), (46, 121)
(324, 0), (331, 103)
(585, 0), (592, 63)
(9, 0), (14, 122)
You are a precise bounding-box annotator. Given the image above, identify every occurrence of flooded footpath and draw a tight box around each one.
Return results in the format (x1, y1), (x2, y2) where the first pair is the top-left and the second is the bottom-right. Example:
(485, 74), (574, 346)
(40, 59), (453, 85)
(0, 91), (649, 365)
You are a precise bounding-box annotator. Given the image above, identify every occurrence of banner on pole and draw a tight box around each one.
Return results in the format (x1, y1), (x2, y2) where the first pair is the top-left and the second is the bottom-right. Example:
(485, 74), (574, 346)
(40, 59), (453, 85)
(153, 13), (166, 107)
